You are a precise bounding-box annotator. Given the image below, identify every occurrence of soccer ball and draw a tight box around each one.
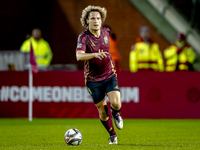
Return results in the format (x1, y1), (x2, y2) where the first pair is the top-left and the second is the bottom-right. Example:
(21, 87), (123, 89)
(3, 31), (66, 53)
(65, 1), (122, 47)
(64, 129), (82, 146)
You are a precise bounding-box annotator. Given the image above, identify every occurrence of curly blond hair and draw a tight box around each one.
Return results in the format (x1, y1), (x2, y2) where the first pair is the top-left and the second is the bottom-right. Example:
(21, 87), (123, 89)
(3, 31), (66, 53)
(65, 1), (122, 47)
(80, 5), (107, 27)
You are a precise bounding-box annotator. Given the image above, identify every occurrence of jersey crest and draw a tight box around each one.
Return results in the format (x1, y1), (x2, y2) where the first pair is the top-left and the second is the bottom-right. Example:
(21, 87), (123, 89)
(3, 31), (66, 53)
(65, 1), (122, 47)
(104, 36), (108, 44)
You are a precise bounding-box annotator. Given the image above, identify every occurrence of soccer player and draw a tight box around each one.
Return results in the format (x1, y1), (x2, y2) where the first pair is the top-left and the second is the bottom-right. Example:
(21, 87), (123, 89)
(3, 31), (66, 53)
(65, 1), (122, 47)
(76, 5), (123, 144)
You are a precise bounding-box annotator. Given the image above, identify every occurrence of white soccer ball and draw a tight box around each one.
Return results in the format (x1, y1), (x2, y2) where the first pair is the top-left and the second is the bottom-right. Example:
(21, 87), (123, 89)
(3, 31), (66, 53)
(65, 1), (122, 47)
(64, 129), (82, 146)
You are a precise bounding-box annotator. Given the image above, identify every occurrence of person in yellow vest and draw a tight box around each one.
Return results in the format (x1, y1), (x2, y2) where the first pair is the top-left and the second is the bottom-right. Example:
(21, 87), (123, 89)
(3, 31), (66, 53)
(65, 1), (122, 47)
(20, 28), (53, 70)
(129, 26), (164, 72)
(164, 32), (196, 71)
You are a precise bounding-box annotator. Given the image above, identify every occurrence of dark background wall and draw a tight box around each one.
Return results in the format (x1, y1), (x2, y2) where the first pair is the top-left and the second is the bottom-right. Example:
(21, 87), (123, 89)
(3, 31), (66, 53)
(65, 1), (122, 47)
(0, 0), (171, 70)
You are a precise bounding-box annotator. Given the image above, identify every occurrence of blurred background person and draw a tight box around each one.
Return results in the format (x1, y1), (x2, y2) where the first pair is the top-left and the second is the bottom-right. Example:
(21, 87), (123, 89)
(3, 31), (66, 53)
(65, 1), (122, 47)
(109, 28), (121, 73)
(20, 28), (53, 70)
(103, 25), (121, 73)
(129, 26), (164, 72)
(164, 32), (196, 71)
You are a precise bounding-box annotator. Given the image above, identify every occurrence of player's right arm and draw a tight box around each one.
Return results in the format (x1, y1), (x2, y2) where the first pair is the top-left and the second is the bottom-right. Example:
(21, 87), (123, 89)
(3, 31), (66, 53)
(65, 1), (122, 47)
(76, 50), (108, 61)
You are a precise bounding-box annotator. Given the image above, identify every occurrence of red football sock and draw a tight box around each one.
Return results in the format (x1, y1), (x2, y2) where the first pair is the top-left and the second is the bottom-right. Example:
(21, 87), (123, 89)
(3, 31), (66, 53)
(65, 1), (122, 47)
(100, 117), (116, 136)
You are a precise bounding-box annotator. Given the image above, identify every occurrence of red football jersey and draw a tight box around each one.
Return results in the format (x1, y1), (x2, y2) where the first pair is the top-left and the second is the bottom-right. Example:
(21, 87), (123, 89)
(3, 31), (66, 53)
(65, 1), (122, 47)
(76, 27), (116, 82)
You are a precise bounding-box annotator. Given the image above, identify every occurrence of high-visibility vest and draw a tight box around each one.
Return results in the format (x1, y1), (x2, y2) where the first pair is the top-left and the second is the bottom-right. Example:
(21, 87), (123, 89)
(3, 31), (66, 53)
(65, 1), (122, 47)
(164, 44), (195, 71)
(20, 37), (53, 67)
(129, 38), (164, 72)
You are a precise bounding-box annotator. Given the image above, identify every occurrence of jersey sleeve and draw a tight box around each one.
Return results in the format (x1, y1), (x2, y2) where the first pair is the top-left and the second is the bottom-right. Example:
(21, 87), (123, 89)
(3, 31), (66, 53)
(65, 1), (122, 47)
(76, 33), (87, 52)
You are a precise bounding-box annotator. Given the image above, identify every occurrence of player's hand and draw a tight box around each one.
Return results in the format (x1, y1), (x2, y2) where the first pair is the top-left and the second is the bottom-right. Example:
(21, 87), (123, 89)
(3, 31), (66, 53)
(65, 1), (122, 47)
(94, 52), (109, 60)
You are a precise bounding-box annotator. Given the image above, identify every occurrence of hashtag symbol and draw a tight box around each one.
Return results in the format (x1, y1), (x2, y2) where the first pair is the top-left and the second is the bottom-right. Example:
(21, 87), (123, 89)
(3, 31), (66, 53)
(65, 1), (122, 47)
(0, 86), (9, 101)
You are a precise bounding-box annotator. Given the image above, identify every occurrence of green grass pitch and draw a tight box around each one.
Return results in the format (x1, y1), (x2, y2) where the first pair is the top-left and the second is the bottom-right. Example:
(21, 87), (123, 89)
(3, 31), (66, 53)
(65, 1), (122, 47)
(0, 118), (200, 150)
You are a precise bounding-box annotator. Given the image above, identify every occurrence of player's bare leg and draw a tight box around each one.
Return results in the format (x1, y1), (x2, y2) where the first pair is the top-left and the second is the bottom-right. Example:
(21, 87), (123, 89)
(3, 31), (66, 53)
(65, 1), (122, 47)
(95, 98), (117, 144)
(96, 99), (108, 121)
(107, 91), (123, 130)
